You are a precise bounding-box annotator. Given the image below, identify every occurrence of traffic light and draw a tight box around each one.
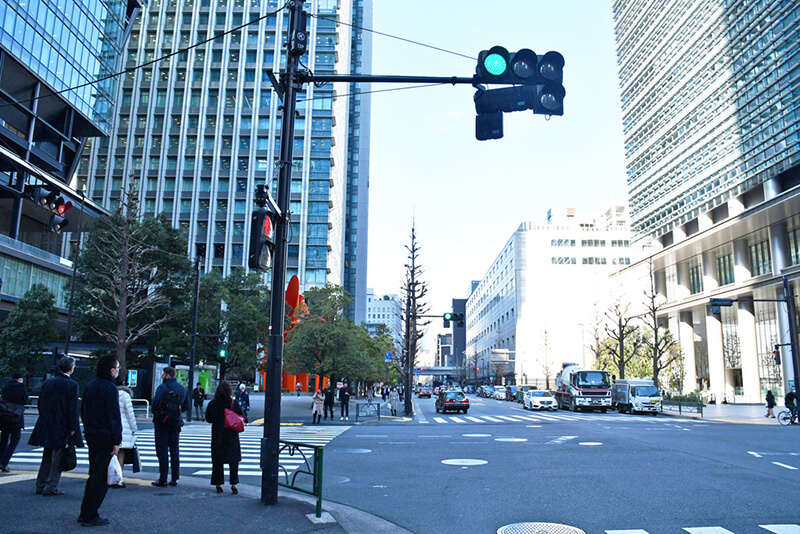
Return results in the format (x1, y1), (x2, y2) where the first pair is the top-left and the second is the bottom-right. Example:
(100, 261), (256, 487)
(218, 342), (228, 360)
(476, 47), (540, 85)
(24, 185), (74, 232)
(452, 313), (465, 328)
(709, 298), (735, 314)
(774, 345), (781, 365)
(48, 214), (68, 233)
(443, 312), (453, 328)
(248, 207), (277, 272)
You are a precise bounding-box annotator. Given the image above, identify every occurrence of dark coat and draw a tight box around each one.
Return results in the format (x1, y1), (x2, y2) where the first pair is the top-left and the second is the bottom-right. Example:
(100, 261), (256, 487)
(1, 380), (28, 430)
(81, 375), (123, 445)
(205, 397), (243, 464)
(766, 391), (776, 408)
(152, 378), (190, 428)
(28, 374), (84, 448)
(192, 387), (205, 407)
(338, 388), (350, 404)
(323, 388), (335, 405)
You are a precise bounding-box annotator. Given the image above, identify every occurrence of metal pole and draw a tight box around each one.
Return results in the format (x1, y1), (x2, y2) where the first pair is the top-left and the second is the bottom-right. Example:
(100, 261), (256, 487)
(262, 0), (304, 505)
(187, 257), (201, 422)
(783, 276), (800, 389)
(64, 191), (86, 357)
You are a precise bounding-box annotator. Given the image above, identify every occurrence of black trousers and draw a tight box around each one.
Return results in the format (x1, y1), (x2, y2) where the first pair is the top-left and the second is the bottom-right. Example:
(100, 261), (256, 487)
(0, 426), (21, 466)
(340, 401), (349, 417)
(210, 460), (239, 486)
(323, 403), (334, 419)
(154, 424), (180, 482)
(80, 435), (114, 521)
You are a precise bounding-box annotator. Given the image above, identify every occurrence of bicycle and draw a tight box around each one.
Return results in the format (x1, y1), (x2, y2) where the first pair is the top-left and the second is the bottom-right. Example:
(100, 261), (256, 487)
(777, 409), (796, 426)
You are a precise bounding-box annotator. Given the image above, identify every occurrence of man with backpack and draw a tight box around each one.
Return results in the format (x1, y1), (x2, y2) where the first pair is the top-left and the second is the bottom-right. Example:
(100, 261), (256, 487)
(151, 367), (189, 487)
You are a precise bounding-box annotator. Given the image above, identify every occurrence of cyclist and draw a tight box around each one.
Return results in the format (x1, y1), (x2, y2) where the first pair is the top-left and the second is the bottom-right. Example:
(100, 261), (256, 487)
(785, 386), (798, 424)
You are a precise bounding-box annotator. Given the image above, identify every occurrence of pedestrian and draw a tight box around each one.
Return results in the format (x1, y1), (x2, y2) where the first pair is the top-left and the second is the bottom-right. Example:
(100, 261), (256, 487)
(28, 355), (83, 497)
(323, 384), (335, 420)
(112, 380), (138, 488)
(312, 389), (324, 424)
(296, 381), (302, 397)
(151, 366), (189, 487)
(389, 387), (400, 416)
(0, 371), (28, 472)
(339, 383), (350, 421)
(192, 382), (206, 421)
(205, 381), (243, 494)
(367, 387), (374, 405)
(235, 383), (250, 423)
(765, 390), (776, 418)
(77, 356), (122, 527)
(381, 386), (387, 402)
(785, 386), (798, 424)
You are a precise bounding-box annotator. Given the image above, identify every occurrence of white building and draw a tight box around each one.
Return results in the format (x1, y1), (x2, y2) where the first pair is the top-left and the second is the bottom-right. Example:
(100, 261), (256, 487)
(365, 289), (402, 348)
(465, 207), (636, 387)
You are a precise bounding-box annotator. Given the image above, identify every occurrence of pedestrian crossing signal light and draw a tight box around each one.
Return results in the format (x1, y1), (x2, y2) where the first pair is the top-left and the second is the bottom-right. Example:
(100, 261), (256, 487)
(248, 208), (277, 272)
(774, 345), (781, 365)
(219, 343), (227, 360)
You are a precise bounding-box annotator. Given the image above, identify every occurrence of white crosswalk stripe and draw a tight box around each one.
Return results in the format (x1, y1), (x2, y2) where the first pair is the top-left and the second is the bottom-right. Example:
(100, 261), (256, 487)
(10, 424), (349, 478)
(420, 412), (697, 425)
(605, 527), (800, 534)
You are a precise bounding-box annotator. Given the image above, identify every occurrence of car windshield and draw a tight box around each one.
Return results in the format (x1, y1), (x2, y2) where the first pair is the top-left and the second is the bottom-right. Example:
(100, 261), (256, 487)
(632, 385), (660, 397)
(531, 391), (552, 397)
(575, 371), (611, 388)
(446, 392), (465, 400)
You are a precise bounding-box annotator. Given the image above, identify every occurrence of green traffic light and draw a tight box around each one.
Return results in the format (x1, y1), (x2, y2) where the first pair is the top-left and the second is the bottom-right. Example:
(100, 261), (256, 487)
(443, 312), (454, 320)
(483, 53), (507, 76)
(219, 349), (227, 359)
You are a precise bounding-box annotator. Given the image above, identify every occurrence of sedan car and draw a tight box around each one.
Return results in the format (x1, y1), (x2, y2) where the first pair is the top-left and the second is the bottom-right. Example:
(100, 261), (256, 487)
(523, 390), (558, 411)
(493, 386), (507, 400)
(418, 387), (432, 398)
(435, 391), (470, 414)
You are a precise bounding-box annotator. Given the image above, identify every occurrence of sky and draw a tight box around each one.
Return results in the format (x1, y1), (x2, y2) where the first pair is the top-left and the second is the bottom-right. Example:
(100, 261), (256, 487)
(364, 1), (628, 353)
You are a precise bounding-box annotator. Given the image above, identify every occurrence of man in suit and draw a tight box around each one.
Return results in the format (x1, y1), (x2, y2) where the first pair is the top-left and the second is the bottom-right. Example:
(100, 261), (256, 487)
(151, 367), (189, 487)
(28, 356), (83, 496)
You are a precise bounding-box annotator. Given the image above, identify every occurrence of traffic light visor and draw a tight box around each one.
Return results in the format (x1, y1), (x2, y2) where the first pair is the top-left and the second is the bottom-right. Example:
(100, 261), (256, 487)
(539, 83), (566, 112)
(510, 49), (537, 80)
(539, 51), (565, 82)
(483, 46), (510, 76)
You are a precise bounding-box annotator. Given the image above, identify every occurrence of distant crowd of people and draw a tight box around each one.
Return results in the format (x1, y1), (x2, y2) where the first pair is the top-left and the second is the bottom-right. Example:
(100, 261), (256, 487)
(306, 383), (405, 422)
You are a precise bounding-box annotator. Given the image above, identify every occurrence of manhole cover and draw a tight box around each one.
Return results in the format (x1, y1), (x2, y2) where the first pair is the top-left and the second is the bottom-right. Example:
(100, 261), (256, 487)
(335, 448), (372, 453)
(329, 476), (350, 484)
(497, 522), (586, 534)
(441, 459), (488, 466)
(494, 438), (528, 442)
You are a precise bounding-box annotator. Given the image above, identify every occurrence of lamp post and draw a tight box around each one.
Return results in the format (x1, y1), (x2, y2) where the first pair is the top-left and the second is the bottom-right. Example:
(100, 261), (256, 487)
(64, 190), (86, 357)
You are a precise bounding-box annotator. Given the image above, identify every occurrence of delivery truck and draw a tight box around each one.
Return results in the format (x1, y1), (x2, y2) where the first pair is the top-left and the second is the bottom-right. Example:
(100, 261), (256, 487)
(612, 378), (662, 415)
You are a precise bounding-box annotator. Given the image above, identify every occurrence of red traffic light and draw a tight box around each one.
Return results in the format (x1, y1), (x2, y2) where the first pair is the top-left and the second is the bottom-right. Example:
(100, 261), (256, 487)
(57, 200), (73, 215)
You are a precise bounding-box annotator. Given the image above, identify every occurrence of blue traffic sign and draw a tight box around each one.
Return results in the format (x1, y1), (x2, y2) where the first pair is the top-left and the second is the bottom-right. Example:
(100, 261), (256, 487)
(385, 352), (392, 361)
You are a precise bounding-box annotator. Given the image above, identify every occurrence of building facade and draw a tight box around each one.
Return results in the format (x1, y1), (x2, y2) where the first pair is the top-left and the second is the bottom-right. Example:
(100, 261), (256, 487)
(365, 288), (402, 349)
(436, 333), (452, 367)
(613, 0), (800, 402)
(0, 0), (139, 315)
(77, 0), (371, 315)
(465, 207), (634, 387)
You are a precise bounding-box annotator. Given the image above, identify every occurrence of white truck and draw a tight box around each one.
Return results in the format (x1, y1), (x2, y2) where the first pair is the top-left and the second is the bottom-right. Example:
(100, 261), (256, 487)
(612, 378), (662, 415)
(554, 363), (612, 412)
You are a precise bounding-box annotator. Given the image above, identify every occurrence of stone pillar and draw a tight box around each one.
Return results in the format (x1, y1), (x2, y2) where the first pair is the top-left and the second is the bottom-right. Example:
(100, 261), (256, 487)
(737, 300), (761, 402)
(733, 239), (751, 284)
(702, 251), (718, 292)
(655, 270), (667, 302)
(764, 177), (782, 201)
(769, 222), (790, 276)
(678, 311), (697, 393)
(706, 308), (726, 402)
(676, 262), (691, 301)
(698, 212), (713, 233)
(728, 196), (745, 218)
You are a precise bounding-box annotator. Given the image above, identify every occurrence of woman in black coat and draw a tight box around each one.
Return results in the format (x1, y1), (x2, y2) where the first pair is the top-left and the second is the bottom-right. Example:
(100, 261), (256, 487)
(0, 372), (28, 472)
(205, 381), (243, 493)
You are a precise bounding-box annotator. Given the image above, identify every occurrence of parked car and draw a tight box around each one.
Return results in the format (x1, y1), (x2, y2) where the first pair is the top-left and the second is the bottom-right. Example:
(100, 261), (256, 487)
(493, 386), (507, 400)
(523, 390), (558, 411)
(418, 387), (432, 398)
(515, 385), (539, 403)
(435, 390), (470, 414)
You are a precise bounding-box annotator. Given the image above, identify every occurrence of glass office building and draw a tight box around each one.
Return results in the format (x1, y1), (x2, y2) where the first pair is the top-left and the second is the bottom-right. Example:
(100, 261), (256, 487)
(78, 0), (372, 320)
(613, 1), (800, 402)
(0, 0), (139, 309)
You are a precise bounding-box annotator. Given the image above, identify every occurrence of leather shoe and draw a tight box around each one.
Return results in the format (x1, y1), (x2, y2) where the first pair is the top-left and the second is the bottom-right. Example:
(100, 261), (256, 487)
(0, 465), (10, 473)
(151, 480), (168, 487)
(168, 480), (178, 486)
(231, 485), (238, 494)
(43, 490), (65, 496)
(110, 483), (126, 489)
(80, 517), (110, 527)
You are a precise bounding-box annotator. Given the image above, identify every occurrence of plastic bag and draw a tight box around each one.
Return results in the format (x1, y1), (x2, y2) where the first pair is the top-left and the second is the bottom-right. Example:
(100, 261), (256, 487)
(107, 455), (124, 486)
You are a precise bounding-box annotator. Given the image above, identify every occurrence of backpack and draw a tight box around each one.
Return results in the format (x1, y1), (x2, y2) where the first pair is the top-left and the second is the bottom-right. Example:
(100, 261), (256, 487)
(155, 390), (183, 427)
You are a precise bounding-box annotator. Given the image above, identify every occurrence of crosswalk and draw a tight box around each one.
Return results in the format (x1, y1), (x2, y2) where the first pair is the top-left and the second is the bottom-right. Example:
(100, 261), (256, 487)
(10, 424), (350, 478)
(425, 411), (698, 425)
(606, 526), (800, 534)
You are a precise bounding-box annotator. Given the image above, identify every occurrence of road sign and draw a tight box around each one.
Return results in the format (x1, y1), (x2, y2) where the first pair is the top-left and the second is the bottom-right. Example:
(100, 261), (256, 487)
(385, 352), (392, 361)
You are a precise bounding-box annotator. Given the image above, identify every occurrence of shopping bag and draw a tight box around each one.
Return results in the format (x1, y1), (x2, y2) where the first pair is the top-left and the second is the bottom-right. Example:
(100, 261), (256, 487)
(107, 455), (124, 486)
(60, 443), (77, 472)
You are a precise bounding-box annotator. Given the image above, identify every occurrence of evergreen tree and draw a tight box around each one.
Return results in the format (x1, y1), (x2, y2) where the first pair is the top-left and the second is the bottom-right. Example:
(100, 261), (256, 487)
(0, 284), (58, 377)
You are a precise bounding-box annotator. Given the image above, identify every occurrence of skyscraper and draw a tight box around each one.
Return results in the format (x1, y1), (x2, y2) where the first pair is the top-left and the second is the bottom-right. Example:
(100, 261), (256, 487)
(78, 0), (371, 317)
(0, 0), (139, 310)
(613, 1), (800, 401)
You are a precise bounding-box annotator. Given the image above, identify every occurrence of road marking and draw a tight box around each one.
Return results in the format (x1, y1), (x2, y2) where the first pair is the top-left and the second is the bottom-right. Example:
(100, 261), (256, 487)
(465, 416), (483, 422)
(606, 530), (650, 534)
(482, 416), (504, 422)
(433, 417), (447, 423)
(748, 451), (763, 458)
(449, 417), (466, 423)
(496, 416), (523, 421)
(0, 474), (36, 485)
(760, 525), (800, 534)
(772, 462), (798, 470)
(684, 528), (736, 534)
(546, 436), (577, 445)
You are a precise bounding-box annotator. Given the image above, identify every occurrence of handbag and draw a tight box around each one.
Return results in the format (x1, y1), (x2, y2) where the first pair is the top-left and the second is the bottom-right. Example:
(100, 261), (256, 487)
(122, 447), (142, 473)
(224, 400), (245, 433)
(0, 400), (24, 425)
(60, 443), (77, 472)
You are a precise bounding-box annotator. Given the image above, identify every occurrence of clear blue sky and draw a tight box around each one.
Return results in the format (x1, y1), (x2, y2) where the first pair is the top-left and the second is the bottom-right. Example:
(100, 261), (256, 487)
(365, 1), (628, 349)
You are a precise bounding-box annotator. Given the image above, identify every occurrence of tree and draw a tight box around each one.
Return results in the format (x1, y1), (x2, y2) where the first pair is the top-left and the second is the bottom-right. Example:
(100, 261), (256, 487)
(598, 330), (650, 380)
(400, 223), (430, 415)
(603, 299), (645, 379)
(0, 284), (58, 377)
(640, 258), (682, 388)
(74, 180), (191, 376)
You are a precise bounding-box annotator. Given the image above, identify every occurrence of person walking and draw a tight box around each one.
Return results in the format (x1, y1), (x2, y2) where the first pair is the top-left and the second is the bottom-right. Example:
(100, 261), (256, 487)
(205, 381), (243, 494)
(28, 356), (83, 496)
(323, 384), (335, 421)
(296, 381), (302, 397)
(765, 390), (776, 419)
(151, 366), (189, 487)
(192, 382), (206, 421)
(367, 387), (374, 405)
(339, 383), (351, 421)
(311, 389), (324, 424)
(0, 372), (28, 472)
(235, 384), (250, 423)
(77, 356), (122, 527)
(389, 387), (400, 417)
(785, 386), (798, 424)
(112, 381), (138, 488)
(381, 386), (388, 403)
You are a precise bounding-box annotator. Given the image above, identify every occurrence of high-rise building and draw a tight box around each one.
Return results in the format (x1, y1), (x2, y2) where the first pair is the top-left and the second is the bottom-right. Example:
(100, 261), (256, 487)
(0, 0), (139, 312)
(613, 1), (800, 402)
(78, 0), (371, 317)
(365, 288), (402, 348)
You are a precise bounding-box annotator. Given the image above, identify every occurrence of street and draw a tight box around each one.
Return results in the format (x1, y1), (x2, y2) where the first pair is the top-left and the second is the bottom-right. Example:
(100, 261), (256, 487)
(6, 393), (800, 533)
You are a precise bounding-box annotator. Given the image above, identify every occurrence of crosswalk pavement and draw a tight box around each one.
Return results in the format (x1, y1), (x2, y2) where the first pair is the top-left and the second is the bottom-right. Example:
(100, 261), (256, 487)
(10, 424), (350, 478)
(606, 526), (800, 534)
(425, 411), (698, 425)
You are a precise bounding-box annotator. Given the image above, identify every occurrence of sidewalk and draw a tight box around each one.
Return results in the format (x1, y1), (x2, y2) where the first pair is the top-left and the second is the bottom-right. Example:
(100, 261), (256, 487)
(249, 394), (414, 426)
(0, 468), (412, 534)
(663, 402), (789, 424)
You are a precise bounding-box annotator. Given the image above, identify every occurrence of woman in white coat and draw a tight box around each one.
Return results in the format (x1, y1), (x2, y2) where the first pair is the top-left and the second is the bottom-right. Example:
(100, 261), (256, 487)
(113, 384), (138, 488)
(388, 387), (400, 417)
